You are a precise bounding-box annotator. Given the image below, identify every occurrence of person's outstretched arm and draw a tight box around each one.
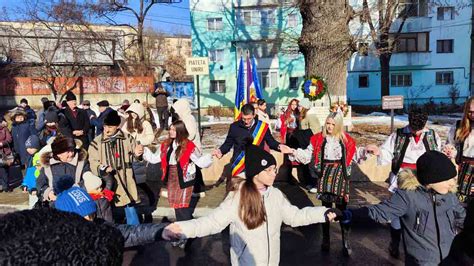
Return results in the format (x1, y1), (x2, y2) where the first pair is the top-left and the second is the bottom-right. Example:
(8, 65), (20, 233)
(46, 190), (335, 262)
(115, 223), (168, 248)
(174, 192), (237, 238)
(279, 189), (329, 226)
(351, 189), (409, 223)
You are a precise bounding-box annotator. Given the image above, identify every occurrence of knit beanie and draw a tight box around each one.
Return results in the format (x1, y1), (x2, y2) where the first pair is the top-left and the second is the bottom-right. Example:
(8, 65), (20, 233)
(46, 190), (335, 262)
(409, 109), (428, 131)
(416, 151), (457, 185)
(25, 135), (41, 150)
(83, 172), (103, 192)
(44, 109), (59, 123)
(104, 110), (121, 126)
(51, 135), (76, 156)
(245, 144), (277, 179)
(55, 186), (97, 217)
(65, 91), (77, 101)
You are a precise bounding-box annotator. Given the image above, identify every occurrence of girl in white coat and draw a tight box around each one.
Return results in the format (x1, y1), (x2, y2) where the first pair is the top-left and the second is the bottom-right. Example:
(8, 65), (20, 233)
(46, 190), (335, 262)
(163, 144), (341, 265)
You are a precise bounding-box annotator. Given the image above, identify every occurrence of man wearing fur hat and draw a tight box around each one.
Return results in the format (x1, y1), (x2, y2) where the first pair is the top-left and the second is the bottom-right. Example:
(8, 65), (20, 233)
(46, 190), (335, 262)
(36, 135), (91, 203)
(365, 109), (442, 258)
(62, 91), (91, 149)
(88, 110), (141, 208)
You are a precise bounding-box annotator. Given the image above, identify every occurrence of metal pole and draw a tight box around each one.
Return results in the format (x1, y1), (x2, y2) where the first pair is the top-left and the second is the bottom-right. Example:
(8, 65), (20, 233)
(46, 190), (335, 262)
(197, 75), (202, 135)
(390, 108), (394, 134)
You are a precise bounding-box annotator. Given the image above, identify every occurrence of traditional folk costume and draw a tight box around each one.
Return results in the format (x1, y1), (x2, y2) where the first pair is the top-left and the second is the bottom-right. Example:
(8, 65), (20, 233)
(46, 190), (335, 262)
(448, 121), (474, 202)
(291, 132), (356, 255)
(378, 126), (441, 192)
(142, 140), (212, 221)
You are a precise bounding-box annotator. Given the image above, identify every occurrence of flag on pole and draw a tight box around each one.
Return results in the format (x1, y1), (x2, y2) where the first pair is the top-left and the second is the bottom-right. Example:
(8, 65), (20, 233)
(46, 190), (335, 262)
(251, 56), (263, 101)
(246, 52), (253, 104)
(235, 56), (245, 120)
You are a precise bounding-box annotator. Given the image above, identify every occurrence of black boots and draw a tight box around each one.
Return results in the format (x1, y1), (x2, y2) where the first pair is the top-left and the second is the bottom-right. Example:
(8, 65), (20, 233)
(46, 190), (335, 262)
(321, 222), (330, 252)
(389, 227), (402, 258)
(341, 223), (352, 257)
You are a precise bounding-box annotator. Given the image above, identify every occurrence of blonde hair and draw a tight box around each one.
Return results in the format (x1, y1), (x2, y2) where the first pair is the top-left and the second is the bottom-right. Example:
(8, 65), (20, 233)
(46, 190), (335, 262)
(322, 112), (347, 142)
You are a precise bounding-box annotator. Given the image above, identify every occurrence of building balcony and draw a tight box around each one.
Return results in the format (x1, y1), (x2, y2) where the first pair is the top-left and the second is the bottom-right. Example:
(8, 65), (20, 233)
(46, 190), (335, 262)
(390, 16), (432, 33)
(390, 52), (431, 67)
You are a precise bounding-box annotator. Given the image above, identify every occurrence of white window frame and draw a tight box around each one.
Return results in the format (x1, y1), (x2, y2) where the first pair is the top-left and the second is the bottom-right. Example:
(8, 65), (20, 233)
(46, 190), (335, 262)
(288, 13), (298, 28)
(210, 80), (226, 93)
(261, 9), (275, 26)
(391, 73), (412, 87)
(435, 71), (454, 85)
(209, 49), (224, 62)
(207, 17), (223, 31)
(437, 7), (454, 20)
(259, 70), (278, 89)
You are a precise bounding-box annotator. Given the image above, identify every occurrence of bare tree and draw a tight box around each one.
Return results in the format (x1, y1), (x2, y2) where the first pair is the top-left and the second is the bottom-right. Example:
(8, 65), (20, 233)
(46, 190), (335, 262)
(90, 0), (183, 74)
(297, 0), (356, 99)
(358, 0), (420, 97)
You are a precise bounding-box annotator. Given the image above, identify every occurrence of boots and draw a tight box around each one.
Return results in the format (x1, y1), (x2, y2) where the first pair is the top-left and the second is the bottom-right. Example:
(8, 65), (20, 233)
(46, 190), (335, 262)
(341, 223), (352, 257)
(389, 227), (401, 258)
(321, 222), (330, 252)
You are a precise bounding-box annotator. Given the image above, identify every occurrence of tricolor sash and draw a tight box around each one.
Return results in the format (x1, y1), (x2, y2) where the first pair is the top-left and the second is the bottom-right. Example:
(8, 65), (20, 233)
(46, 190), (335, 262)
(231, 120), (269, 176)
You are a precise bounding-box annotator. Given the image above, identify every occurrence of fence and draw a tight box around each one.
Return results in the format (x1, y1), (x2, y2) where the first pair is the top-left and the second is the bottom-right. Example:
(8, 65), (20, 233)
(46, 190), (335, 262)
(0, 76), (154, 96)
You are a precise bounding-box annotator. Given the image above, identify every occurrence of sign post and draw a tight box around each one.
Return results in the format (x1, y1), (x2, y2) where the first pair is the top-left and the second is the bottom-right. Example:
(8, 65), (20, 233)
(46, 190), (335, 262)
(186, 57), (209, 135)
(382, 95), (404, 133)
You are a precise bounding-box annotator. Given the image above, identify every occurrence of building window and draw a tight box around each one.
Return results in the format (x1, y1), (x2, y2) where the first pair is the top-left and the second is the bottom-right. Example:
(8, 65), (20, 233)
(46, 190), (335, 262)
(288, 13), (298, 27)
(289, 77), (299, 90)
(391, 73), (412, 87)
(210, 80), (226, 93)
(259, 71), (278, 89)
(209, 49), (224, 62)
(437, 7), (454, 20)
(207, 18), (223, 31)
(261, 9), (275, 26)
(437, 40), (453, 53)
(238, 42), (277, 59)
(393, 32), (429, 53)
(436, 71), (454, 85)
(358, 75), (369, 88)
(397, 0), (428, 17)
(240, 10), (261, 26)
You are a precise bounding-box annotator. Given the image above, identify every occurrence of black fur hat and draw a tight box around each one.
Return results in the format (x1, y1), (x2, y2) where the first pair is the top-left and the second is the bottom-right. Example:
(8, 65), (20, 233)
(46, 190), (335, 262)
(104, 110), (121, 126)
(0, 208), (124, 265)
(65, 91), (77, 101)
(408, 109), (428, 131)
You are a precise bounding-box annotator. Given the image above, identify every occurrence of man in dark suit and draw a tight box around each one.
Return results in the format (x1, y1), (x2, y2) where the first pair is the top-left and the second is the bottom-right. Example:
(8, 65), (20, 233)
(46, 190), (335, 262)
(62, 91), (90, 149)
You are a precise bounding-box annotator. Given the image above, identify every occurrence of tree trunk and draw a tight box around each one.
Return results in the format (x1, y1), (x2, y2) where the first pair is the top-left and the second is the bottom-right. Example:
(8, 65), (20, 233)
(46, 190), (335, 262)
(380, 54), (391, 97)
(298, 1), (353, 101)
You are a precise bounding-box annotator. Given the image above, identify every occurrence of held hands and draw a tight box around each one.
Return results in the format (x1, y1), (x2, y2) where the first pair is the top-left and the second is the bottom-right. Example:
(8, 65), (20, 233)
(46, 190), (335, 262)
(212, 149), (223, 159)
(442, 144), (457, 159)
(48, 191), (57, 201)
(365, 144), (380, 156)
(134, 144), (144, 157)
(73, 130), (84, 136)
(278, 144), (293, 154)
(162, 223), (183, 241)
(324, 208), (352, 224)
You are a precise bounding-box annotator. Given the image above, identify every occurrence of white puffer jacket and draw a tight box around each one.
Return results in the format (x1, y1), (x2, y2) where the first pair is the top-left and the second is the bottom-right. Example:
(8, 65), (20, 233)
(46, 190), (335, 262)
(177, 186), (328, 266)
(122, 103), (155, 146)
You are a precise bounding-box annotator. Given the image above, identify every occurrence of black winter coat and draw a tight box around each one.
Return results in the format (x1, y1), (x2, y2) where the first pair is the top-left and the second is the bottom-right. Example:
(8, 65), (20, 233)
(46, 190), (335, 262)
(63, 106), (91, 149)
(91, 107), (113, 136)
(219, 119), (280, 163)
(95, 219), (167, 248)
(36, 149), (91, 202)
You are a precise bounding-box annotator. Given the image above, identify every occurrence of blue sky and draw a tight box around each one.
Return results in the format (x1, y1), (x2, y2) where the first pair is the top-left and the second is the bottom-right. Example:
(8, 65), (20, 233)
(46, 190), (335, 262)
(0, 0), (191, 35)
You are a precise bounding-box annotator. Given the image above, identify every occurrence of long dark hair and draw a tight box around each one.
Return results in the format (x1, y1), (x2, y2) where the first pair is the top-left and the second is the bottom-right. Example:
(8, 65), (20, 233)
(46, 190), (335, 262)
(232, 178), (266, 230)
(126, 113), (144, 134)
(164, 120), (189, 160)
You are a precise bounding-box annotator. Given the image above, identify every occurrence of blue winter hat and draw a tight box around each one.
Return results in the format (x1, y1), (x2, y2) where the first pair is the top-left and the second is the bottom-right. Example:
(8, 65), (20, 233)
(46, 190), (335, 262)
(55, 186), (97, 217)
(25, 135), (41, 150)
